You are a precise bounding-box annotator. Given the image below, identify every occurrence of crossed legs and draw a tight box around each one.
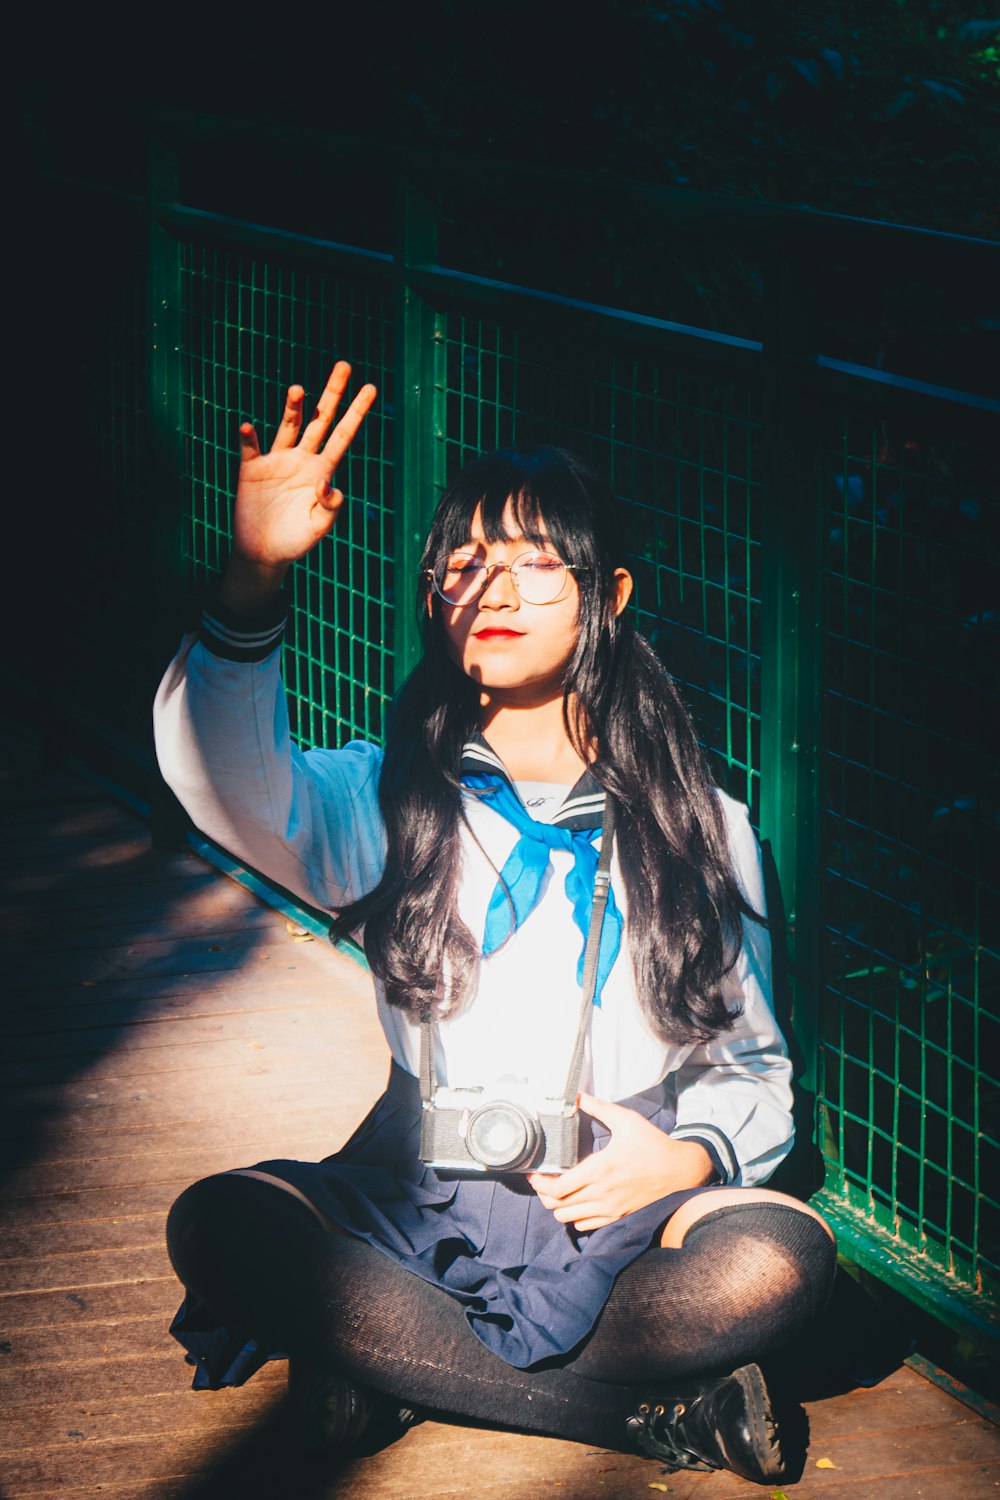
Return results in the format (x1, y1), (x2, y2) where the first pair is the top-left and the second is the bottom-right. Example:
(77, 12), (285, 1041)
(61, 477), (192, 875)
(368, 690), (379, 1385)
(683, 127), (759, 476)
(166, 1171), (836, 1450)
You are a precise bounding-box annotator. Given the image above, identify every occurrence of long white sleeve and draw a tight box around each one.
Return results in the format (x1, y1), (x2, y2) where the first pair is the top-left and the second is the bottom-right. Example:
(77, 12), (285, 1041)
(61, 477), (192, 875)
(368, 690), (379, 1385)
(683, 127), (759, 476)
(154, 628), (386, 912)
(668, 796), (794, 1186)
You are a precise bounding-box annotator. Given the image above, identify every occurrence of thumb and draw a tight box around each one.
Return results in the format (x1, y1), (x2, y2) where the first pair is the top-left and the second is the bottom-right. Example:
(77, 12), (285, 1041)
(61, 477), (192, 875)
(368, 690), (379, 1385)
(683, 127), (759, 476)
(316, 483), (344, 515)
(577, 1092), (626, 1130)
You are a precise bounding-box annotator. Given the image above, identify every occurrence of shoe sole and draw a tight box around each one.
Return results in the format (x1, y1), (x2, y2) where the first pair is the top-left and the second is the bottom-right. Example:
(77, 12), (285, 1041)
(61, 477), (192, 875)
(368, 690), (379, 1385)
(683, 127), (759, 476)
(723, 1363), (787, 1483)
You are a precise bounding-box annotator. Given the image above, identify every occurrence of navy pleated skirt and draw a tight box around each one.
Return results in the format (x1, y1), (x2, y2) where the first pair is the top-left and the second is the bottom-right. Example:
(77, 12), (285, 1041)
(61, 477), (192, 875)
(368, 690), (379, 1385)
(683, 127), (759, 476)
(170, 1062), (722, 1389)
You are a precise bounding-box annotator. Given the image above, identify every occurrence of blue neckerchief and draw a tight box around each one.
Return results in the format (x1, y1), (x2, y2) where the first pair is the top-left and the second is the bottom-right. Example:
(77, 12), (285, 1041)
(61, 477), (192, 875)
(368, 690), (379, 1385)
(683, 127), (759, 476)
(462, 772), (622, 1006)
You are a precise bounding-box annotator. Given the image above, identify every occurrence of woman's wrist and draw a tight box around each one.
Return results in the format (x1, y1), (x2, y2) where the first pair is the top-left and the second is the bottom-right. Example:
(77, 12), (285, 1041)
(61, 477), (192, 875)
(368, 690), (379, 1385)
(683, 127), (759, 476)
(665, 1137), (719, 1188)
(219, 554), (289, 617)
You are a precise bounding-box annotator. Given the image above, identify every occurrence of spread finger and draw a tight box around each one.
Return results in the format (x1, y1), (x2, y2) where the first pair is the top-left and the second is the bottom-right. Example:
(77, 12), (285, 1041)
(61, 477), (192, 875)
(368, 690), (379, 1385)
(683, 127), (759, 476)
(299, 362), (352, 452)
(322, 383), (378, 468)
(270, 386), (305, 450)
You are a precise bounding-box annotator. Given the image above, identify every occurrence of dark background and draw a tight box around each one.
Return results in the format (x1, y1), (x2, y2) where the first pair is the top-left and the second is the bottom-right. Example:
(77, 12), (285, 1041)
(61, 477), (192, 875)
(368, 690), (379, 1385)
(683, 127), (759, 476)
(20, 0), (1000, 235)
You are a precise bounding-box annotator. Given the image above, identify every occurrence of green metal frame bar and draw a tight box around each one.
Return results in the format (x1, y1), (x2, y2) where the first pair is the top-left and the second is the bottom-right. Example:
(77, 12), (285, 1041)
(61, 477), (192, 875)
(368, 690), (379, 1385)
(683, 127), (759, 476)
(759, 240), (824, 1094)
(815, 1185), (999, 1347)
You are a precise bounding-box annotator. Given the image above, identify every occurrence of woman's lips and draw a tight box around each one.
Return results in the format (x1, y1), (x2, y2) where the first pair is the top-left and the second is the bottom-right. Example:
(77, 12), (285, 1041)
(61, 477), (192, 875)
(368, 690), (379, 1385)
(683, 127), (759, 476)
(473, 629), (524, 640)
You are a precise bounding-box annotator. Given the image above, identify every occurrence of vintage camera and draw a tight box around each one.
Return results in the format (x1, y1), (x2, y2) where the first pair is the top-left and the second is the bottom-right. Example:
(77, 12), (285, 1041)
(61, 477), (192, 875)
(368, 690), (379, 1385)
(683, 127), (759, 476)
(419, 1075), (581, 1174)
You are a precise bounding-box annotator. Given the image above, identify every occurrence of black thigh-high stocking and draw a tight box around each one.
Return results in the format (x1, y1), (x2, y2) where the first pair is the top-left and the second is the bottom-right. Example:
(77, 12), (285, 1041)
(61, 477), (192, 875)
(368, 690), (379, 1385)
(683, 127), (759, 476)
(166, 1172), (644, 1449)
(571, 1203), (837, 1383)
(166, 1177), (835, 1447)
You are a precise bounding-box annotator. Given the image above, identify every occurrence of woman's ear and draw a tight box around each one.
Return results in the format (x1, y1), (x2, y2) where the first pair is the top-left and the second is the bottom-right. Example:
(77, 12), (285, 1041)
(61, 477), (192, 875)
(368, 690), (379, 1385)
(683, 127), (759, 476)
(611, 567), (633, 618)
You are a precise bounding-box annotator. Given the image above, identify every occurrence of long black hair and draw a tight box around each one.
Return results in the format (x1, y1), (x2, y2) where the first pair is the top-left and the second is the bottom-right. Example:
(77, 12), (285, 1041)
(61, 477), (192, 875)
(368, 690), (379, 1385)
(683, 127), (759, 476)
(333, 446), (761, 1044)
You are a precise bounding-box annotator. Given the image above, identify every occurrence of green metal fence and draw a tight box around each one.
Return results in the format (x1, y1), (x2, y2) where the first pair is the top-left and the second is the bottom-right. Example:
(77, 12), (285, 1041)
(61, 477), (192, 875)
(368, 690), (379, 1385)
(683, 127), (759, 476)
(20, 119), (998, 1362)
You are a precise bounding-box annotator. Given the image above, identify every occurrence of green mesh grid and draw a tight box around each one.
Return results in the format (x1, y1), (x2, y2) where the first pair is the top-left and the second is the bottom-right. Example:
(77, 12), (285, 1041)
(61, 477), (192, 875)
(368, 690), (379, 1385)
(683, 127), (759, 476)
(179, 242), (394, 749)
(818, 413), (998, 1299)
(442, 312), (761, 817)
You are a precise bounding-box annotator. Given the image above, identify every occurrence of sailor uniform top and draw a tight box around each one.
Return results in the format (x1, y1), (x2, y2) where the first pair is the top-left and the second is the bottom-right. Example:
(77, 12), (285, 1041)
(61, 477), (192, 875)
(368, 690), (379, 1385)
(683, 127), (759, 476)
(153, 601), (794, 1192)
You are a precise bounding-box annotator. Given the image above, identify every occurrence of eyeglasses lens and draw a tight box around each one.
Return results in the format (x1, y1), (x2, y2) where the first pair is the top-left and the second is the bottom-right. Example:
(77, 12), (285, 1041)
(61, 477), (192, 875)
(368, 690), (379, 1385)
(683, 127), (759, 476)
(436, 553), (568, 605)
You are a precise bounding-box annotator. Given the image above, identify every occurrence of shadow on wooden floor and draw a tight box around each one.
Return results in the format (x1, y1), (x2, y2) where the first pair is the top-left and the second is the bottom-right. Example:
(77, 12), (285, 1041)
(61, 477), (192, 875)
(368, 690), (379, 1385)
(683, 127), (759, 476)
(2, 727), (997, 1499)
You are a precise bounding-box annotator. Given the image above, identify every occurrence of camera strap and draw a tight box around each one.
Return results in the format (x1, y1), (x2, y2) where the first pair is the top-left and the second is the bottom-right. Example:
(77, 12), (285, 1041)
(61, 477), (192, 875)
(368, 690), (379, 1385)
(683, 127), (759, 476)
(561, 795), (615, 1107)
(418, 797), (616, 1110)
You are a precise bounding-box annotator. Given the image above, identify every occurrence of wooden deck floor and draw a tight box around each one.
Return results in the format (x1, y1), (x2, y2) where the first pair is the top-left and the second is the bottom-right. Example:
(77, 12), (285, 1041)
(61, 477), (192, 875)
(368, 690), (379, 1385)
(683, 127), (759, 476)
(2, 728), (997, 1500)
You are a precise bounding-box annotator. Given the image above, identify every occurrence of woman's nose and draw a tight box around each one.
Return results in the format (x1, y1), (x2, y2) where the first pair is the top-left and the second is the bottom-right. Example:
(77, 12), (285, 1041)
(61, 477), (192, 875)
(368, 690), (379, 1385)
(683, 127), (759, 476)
(477, 563), (519, 607)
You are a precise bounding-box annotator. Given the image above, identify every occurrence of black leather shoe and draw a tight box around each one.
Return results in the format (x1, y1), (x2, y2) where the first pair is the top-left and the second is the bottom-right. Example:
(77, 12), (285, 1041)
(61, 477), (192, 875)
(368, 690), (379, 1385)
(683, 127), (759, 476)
(288, 1358), (420, 1456)
(626, 1362), (786, 1486)
(288, 1359), (374, 1453)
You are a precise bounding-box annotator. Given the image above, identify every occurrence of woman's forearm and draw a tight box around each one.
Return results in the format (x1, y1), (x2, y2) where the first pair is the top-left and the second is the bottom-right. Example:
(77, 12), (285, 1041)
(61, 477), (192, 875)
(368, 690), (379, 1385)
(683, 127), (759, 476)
(219, 555), (289, 617)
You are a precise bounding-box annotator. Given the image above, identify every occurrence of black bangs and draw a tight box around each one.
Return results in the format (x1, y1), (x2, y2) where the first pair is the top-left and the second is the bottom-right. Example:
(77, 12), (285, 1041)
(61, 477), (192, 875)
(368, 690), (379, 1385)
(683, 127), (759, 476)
(420, 447), (620, 576)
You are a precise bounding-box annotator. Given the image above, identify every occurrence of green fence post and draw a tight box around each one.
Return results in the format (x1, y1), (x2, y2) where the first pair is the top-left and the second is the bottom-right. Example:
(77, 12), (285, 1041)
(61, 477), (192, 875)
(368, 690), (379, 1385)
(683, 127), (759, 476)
(394, 178), (447, 682)
(759, 235), (824, 1103)
(147, 130), (189, 848)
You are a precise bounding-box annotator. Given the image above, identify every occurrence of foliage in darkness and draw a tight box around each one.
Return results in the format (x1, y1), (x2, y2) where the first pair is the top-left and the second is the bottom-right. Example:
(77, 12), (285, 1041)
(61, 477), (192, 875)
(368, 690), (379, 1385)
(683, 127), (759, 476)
(20, 1), (1000, 238)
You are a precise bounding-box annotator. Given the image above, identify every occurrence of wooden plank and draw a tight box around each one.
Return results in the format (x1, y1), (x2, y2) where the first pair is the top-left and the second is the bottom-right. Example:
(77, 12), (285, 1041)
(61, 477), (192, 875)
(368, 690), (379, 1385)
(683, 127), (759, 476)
(5, 1027), (382, 1104)
(0, 853), (219, 898)
(4, 834), (156, 873)
(3, 1046), (385, 1124)
(3, 1103), (363, 1163)
(1, 985), (340, 1037)
(0, 906), (279, 952)
(1, 1248), (173, 1308)
(2, 1002), (363, 1063)
(0, 1018), (384, 1086)
(5, 931), (291, 993)
(1, 1132), (348, 1202)
(1, 810), (150, 849)
(0, 1183), (190, 1232)
(0, 1377), (284, 1450)
(0, 865), (220, 909)
(3, 1066), (380, 1139)
(1, 1211), (166, 1260)
(3, 1311), (184, 1366)
(1, 959), (370, 1020)
(5, 940), (368, 1005)
(3, 1110), (371, 1172)
(1, 1350), (207, 1406)
(0, 1043), (378, 1099)
(798, 1369), (988, 1439)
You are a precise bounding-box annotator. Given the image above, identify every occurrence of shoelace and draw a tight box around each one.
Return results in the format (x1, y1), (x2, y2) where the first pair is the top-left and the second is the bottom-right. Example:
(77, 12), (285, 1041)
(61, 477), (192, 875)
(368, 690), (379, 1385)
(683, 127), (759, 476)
(627, 1401), (717, 1472)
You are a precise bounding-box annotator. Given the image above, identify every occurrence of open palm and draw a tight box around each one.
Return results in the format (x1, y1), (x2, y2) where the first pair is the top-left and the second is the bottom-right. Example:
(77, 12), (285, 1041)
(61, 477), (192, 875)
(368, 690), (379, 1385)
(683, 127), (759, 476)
(232, 362), (377, 571)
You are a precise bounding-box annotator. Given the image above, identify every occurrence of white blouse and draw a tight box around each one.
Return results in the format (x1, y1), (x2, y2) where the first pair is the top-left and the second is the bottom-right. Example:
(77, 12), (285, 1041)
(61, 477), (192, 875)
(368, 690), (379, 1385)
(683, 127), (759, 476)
(154, 622), (795, 1188)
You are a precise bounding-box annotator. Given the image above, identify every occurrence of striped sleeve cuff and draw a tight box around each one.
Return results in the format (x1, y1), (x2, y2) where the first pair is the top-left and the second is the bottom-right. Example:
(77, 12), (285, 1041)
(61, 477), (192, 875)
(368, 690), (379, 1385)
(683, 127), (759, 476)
(671, 1123), (739, 1185)
(199, 598), (288, 662)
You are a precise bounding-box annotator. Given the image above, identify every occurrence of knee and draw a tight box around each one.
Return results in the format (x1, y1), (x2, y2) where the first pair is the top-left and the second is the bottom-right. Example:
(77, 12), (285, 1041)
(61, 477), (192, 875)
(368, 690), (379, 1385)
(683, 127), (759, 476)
(661, 1188), (835, 1249)
(165, 1174), (233, 1278)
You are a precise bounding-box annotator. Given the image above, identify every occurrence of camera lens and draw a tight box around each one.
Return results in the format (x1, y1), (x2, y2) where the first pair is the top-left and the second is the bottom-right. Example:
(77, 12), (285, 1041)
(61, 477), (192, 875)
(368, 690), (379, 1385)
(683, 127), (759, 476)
(466, 1101), (541, 1170)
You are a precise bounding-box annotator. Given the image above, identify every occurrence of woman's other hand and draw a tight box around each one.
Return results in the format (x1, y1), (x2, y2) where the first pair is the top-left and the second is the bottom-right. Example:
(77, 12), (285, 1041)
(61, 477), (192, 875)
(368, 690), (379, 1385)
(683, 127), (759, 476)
(527, 1093), (716, 1232)
(221, 362), (377, 613)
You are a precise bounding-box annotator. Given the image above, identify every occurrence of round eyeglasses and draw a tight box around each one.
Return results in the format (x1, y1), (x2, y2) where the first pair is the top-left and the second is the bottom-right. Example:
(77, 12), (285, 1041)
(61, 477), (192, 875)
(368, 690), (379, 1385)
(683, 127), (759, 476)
(427, 550), (584, 607)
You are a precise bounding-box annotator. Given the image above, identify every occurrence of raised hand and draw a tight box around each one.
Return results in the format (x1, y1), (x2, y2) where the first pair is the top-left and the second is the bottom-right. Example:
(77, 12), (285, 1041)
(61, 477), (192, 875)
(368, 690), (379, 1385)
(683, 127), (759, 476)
(527, 1093), (715, 1232)
(222, 362), (377, 612)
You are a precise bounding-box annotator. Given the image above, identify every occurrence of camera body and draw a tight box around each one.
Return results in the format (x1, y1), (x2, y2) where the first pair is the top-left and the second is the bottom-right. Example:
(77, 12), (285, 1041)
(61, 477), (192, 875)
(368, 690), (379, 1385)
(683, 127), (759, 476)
(419, 1075), (580, 1173)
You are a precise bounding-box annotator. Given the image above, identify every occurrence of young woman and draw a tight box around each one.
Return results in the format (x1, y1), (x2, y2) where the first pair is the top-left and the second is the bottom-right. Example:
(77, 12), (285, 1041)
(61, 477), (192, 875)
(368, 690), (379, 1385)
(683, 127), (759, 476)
(154, 361), (836, 1486)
